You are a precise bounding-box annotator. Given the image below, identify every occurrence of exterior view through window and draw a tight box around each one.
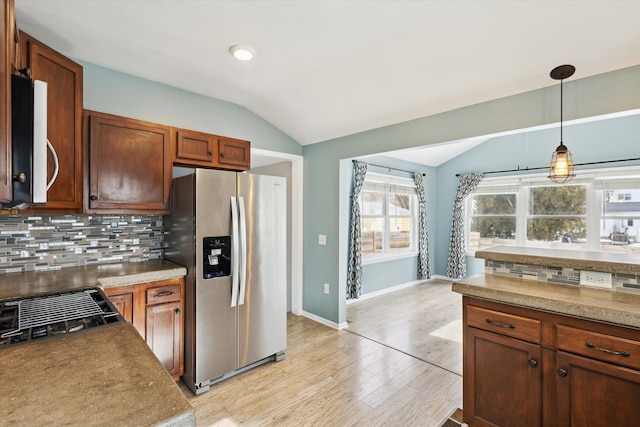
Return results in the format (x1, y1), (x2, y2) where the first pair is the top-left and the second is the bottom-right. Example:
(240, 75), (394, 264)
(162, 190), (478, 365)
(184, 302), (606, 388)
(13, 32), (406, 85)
(360, 173), (417, 260)
(466, 167), (640, 255)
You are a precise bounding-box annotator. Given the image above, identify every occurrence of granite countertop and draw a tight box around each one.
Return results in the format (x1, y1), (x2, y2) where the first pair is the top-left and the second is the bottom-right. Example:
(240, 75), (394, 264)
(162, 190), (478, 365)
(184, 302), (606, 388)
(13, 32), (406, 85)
(0, 259), (187, 300)
(476, 245), (640, 275)
(0, 322), (194, 426)
(453, 274), (640, 329)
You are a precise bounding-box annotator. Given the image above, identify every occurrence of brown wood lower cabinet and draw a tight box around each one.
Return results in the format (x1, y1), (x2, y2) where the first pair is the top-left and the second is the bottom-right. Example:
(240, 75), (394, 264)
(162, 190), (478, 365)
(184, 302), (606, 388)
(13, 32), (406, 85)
(105, 278), (184, 380)
(463, 296), (640, 426)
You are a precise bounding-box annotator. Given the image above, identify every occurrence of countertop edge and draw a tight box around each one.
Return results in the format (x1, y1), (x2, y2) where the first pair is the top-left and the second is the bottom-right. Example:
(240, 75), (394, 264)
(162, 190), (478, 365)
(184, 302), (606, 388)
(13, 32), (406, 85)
(97, 266), (187, 287)
(452, 277), (640, 329)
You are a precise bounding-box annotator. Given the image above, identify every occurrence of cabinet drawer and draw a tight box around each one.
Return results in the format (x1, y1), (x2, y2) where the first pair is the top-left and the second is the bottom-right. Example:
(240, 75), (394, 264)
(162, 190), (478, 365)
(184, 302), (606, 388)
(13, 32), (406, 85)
(557, 325), (640, 370)
(146, 284), (181, 305)
(467, 305), (541, 343)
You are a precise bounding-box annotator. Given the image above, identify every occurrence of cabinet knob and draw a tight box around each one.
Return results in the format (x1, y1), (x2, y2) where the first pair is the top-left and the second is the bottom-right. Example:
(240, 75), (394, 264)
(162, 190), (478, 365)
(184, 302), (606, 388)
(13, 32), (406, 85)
(220, 152), (225, 157)
(90, 195), (98, 201)
(528, 359), (538, 368)
(557, 368), (568, 377)
(208, 151), (213, 155)
(175, 308), (180, 315)
(14, 172), (27, 183)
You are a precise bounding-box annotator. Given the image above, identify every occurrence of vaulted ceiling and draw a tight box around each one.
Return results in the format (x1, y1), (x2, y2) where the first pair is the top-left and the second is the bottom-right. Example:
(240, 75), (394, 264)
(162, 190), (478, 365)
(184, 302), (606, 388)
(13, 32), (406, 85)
(15, 1), (640, 153)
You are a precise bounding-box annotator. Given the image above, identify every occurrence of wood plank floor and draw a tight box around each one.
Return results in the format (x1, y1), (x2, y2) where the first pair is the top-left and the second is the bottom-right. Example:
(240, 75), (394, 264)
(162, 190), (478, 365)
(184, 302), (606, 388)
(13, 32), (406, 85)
(181, 281), (462, 426)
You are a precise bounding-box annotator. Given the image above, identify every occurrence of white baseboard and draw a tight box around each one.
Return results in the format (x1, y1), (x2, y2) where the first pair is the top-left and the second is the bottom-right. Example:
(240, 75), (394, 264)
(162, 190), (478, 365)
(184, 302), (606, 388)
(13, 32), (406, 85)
(347, 276), (455, 305)
(301, 310), (347, 330)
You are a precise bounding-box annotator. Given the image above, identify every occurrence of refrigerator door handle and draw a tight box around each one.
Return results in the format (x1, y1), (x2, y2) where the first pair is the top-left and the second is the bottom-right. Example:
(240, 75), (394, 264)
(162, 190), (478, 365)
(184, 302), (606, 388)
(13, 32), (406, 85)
(238, 196), (248, 306)
(230, 196), (240, 307)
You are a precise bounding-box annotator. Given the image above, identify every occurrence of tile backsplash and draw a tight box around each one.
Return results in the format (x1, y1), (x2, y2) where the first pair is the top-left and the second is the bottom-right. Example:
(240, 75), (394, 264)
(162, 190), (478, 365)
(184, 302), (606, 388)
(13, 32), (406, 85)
(0, 215), (163, 274)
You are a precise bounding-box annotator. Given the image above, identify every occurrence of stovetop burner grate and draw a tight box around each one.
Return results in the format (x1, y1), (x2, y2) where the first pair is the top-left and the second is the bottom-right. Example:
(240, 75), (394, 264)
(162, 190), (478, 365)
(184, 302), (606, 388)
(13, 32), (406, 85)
(18, 291), (105, 330)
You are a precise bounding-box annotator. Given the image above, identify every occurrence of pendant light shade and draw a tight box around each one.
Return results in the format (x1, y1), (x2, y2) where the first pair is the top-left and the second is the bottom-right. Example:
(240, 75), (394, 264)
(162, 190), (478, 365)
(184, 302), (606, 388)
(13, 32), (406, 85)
(548, 65), (576, 184)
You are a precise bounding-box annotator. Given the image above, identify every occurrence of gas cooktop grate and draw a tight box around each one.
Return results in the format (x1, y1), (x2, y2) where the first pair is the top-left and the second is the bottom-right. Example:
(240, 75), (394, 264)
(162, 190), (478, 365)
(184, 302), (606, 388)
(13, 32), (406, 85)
(18, 291), (105, 330)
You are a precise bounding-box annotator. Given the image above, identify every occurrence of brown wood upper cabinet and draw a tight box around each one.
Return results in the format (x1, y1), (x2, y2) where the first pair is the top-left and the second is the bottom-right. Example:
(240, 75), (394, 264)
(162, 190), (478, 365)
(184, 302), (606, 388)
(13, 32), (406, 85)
(84, 110), (171, 214)
(171, 127), (250, 171)
(0, 0), (16, 203)
(19, 31), (83, 212)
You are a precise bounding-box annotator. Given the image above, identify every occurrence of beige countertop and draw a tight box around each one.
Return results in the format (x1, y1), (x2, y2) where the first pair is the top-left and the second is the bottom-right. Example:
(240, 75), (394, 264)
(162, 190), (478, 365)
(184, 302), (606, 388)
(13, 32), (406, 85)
(453, 274), (640, 329)
(0, 259), (187, 300)
(0, 322), (194, 426)
(476, 245), (640, 275)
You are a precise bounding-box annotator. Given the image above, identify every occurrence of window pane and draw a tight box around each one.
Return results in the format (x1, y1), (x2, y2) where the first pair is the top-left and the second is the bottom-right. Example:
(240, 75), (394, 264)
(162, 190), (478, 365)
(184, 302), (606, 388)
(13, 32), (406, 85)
(361, 218), (384, 255)
(529, 186), (586, 215)
(472, 194), (516, 215)
(600, 188), (640, 254)
(361, 191), (384, 215)
(469, 217), (516, 249)
(388, 194), (411, 216)
(527, 217), (586, 245)
(389, 217), (411, 252)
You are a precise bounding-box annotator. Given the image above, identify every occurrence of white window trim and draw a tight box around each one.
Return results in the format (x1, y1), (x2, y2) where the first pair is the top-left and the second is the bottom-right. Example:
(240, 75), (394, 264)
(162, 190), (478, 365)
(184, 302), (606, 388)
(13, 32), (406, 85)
(361, 172), (418, 261)
(465, 165), (640, 255)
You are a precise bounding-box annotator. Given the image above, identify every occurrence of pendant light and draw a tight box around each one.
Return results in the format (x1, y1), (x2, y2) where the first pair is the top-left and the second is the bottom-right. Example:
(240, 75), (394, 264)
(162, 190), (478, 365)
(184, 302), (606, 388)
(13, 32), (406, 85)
(547, 64), (576, 183)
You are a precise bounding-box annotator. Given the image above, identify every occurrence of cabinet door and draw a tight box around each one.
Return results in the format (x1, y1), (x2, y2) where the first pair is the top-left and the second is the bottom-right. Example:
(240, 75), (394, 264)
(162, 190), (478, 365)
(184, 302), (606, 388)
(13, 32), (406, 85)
(464, 327), (541, 427)
(86, 110), (171, 213)
(172, 128), (217, 167)
(0, 0), (15, 202)
(146, 301), (182, 378)
(557, 351), (640, 426)
(218, 137), (250, 170)
(21, 32), (83, 211)
(107, 292), (134, 323)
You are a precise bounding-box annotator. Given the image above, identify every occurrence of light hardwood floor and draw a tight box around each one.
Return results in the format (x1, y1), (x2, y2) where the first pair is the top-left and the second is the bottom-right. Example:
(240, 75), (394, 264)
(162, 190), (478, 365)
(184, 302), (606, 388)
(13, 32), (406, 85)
(181, 280), (462, 426)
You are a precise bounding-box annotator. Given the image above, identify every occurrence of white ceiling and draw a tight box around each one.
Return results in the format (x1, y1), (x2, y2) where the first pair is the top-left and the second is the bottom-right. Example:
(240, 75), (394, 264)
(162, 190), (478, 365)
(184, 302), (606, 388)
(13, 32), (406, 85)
(14, 0), (640, 156)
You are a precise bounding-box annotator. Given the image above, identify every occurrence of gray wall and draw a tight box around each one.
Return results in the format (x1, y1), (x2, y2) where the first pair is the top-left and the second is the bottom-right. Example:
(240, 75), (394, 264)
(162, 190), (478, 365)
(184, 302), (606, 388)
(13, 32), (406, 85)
(303, 65), (640, 324)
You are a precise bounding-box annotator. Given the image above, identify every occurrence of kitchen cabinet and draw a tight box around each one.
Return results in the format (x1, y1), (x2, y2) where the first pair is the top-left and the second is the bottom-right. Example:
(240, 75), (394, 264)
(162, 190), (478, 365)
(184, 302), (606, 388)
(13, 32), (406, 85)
(19, 31), (83, 212)
(171, 127), (251, 171)
(0, 0), (16, 202)
(463, 296), (640, 426)
(104, 277), (184, 380)
(84, 110), (171, 213)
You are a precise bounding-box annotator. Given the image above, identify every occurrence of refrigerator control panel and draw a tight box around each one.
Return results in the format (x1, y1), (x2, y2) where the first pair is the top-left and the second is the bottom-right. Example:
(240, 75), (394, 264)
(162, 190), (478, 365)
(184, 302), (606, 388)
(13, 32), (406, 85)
(203, 236), (231, 279)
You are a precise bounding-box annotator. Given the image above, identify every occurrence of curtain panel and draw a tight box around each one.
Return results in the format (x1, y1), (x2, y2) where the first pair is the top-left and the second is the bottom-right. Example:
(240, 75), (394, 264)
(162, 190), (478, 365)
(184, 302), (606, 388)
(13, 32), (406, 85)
(347, 161), (368, 299)
(414, 172), (431, 280)
(447, 172), (482, 279)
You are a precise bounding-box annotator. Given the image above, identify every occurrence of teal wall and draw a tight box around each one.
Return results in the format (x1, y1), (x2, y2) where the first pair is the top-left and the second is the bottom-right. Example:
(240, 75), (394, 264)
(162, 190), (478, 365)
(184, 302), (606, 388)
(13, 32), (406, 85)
(303, 65), (640, 324)
(80, 61), (302, 156)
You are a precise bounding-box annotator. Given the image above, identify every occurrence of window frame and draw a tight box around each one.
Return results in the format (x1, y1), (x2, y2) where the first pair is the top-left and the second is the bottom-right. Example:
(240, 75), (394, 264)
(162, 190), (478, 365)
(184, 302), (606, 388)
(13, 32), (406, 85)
(464, 166), (640, 255)
(360, 172), (419, 265)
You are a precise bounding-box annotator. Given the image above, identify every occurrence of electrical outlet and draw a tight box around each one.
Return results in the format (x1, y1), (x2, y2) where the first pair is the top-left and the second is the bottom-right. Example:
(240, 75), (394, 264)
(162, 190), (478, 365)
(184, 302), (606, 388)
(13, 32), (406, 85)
(323, 283), (330, 294)
(318, 234), (327, 245)
(579, 270), (612, 289)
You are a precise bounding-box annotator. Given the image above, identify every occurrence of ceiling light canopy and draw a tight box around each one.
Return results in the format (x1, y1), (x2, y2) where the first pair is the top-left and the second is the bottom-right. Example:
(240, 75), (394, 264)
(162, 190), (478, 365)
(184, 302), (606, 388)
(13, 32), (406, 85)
(547, 64), (576, 184)
(229, 44), (256, 61)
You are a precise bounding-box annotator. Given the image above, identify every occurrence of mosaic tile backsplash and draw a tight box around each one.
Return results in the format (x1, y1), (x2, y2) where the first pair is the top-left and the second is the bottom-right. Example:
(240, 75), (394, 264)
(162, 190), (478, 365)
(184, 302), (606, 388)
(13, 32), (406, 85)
(0, 215), (163, 274)
(485, 259), (640, 293)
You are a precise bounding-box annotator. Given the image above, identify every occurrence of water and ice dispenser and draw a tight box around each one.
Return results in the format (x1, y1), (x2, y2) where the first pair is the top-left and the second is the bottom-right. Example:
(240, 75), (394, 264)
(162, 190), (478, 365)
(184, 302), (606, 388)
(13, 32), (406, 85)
(203, 236), (231, 279)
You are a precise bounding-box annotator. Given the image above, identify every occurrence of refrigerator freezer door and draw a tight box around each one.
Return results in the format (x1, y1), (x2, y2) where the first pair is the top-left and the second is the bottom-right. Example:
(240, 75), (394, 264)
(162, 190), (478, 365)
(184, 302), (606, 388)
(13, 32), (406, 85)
(193, 169), (238, 385)
(237, 173), (287, 368)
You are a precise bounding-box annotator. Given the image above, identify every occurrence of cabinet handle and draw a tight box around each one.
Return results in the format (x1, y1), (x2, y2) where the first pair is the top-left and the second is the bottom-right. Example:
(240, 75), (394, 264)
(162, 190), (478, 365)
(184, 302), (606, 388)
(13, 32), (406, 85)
(208, 151), (213, 155)
(175, 308), (180, 315)
(585, 342), (631, 357)
(220, 152), (225, 157)
(90, 195), (98, 201)
(485, 318), (515, 329)
(528, 359), (538, 368)
(154, 291), (175, 298)
(557, 368), (567, 377)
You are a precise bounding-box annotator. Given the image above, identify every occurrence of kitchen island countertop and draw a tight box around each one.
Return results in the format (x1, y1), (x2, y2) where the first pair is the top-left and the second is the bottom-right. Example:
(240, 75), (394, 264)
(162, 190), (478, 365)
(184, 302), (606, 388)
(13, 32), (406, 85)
(453, 273), (640, 329)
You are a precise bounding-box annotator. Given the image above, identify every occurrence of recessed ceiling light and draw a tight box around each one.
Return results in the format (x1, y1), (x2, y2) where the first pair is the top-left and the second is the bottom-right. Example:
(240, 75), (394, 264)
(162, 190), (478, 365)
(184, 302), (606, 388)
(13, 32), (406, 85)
(229, 45), (256, 61)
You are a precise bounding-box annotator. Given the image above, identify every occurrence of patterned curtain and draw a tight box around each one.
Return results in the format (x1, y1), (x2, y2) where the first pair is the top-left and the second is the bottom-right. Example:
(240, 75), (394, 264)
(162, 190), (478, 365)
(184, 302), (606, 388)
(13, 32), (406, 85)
(347, 161), (368, 299)
(447, 172), (483, 279)
(414, 173), (430, 280)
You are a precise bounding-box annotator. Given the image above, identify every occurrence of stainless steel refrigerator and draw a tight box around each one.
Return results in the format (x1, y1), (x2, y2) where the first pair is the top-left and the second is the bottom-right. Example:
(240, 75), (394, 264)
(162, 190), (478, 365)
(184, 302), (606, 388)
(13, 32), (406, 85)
(164, 168), (287, 395)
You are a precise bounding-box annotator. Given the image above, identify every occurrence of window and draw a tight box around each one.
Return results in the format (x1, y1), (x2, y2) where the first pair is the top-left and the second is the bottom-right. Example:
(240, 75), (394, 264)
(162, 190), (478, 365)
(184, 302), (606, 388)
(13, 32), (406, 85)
(465, 167), (640, 255)
(360, 173), (418, 261)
